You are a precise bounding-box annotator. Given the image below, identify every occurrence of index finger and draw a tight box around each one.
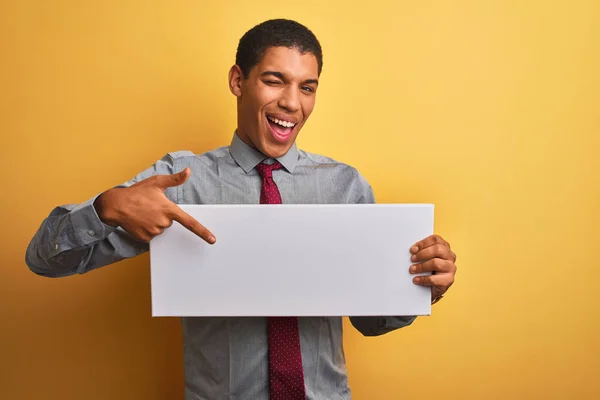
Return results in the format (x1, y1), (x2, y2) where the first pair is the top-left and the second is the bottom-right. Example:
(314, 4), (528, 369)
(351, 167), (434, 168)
(169, 205), (216, 244)
(410, 234), (447, 254)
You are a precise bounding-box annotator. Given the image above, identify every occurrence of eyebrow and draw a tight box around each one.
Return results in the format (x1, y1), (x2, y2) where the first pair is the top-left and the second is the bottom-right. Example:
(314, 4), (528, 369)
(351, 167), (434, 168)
(260, 71), (319, 86)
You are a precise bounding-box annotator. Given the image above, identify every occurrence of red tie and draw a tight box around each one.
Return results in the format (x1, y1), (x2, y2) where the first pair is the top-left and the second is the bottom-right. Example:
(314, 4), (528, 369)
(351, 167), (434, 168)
(256, 161), (306, 400)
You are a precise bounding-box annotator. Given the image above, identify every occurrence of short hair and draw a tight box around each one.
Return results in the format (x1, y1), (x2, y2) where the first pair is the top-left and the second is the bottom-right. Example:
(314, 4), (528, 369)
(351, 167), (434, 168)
(235, 19), (323, 78)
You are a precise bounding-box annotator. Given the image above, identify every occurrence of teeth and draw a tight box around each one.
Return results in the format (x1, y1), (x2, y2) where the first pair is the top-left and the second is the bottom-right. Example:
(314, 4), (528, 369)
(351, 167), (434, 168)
(268, 116), (296, 128)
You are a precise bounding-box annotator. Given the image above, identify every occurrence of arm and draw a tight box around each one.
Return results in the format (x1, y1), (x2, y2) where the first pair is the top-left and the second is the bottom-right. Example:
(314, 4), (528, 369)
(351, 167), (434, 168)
(25, 197), (147, 277)
(348, 170), (419, 336)
(349, 316), (417, 337)
(25, 153), (214, 277)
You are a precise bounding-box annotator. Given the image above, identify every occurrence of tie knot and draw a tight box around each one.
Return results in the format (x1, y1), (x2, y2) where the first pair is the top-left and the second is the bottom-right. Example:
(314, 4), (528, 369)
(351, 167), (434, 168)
(256, 161), (282, 179)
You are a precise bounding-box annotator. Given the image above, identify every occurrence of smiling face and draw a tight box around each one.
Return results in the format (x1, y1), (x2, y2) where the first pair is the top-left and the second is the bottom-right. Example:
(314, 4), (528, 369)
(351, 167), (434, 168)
(229, 46), (319, 158)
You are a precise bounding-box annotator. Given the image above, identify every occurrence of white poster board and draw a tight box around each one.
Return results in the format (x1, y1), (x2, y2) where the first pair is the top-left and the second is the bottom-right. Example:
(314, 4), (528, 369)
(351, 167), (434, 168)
(150, 204), (434, 317)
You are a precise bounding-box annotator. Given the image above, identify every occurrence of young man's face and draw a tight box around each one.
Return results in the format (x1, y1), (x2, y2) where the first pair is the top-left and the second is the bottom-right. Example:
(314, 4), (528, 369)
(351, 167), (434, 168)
(229, 46), (319, 158)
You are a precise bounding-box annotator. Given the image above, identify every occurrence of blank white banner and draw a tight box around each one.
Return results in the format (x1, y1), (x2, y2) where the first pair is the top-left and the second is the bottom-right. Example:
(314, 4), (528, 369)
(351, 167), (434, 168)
(149, 204), (434, 317)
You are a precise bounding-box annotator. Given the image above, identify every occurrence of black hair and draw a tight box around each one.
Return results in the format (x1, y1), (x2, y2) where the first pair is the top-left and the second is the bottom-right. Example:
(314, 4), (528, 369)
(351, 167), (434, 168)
(235, 19), (323, 78)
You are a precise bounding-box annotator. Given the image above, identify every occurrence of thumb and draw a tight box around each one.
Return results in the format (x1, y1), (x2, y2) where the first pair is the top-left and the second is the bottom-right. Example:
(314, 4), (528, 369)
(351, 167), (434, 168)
(154, 167), (191, 190)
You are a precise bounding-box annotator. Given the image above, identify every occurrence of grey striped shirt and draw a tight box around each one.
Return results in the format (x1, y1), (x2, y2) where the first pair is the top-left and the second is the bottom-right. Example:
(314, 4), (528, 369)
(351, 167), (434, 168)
(26, 133), (417, 400)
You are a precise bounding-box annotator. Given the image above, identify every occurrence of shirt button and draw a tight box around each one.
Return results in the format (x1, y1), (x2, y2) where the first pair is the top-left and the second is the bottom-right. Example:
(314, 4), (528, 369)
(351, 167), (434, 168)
(88, 230), (96, 236)
(55, 243), (59, 250)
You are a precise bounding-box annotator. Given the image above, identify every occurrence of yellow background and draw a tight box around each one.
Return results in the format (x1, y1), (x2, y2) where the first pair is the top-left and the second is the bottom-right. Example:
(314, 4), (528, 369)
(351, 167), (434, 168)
(1, 0), (599, 399)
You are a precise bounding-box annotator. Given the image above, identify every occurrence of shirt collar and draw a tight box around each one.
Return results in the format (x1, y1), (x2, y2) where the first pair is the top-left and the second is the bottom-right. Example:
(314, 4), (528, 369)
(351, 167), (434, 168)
(230, 131), (299, 174)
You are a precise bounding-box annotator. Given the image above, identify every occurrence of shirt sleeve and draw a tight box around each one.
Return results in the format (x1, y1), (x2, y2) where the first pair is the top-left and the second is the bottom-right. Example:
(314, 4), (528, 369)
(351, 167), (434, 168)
(348, 169), (419, 336)
(25, 152), (184, 277)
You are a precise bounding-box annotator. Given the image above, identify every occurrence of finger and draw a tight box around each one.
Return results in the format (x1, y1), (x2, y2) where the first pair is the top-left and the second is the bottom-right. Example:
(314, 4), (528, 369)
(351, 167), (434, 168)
(412, 273), (453, 288)
(148, 226), (165, 236)
(150, 168), (191, 191)
(119, 223), (152, 243)
(409, 258), (455, 274)
(169, 206), (216, 244)
(138, 226), (164, 242)
(156, 217), (174, 229)
(410, 234), (447, 254)
(411, 243), (453, 262)
(133, 229), (153, 243)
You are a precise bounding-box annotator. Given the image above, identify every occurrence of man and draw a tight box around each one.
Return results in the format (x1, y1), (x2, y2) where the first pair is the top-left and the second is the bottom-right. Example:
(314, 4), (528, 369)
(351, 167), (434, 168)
(26, 19), (457, 400)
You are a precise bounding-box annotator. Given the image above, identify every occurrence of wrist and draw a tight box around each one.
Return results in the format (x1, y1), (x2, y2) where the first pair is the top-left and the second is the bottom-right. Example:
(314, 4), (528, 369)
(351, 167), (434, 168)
(93, 189), (121, 227)
(431, 291), (444, 305)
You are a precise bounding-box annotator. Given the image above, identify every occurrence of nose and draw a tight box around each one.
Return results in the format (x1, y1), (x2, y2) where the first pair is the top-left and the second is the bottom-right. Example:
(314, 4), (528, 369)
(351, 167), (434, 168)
(277, 86), (301, 113)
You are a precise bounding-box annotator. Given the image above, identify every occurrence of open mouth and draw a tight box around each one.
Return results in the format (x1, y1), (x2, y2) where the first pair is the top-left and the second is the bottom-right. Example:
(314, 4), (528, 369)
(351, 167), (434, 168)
(266, 115), (298, 142)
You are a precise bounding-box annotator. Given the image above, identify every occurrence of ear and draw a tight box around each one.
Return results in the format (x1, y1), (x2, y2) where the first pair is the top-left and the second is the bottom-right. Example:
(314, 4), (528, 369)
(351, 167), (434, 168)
(228, 65), (243, 97)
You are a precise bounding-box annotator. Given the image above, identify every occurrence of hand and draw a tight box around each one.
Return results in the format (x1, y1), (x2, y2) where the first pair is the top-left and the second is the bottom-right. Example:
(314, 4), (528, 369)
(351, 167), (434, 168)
(94, 168), (216, 244)
(409, 234), (456, 301)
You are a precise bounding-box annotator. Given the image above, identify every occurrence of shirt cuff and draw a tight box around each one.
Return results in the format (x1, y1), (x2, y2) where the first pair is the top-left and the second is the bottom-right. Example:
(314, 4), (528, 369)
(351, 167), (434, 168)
(69, 194), (119, 246)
